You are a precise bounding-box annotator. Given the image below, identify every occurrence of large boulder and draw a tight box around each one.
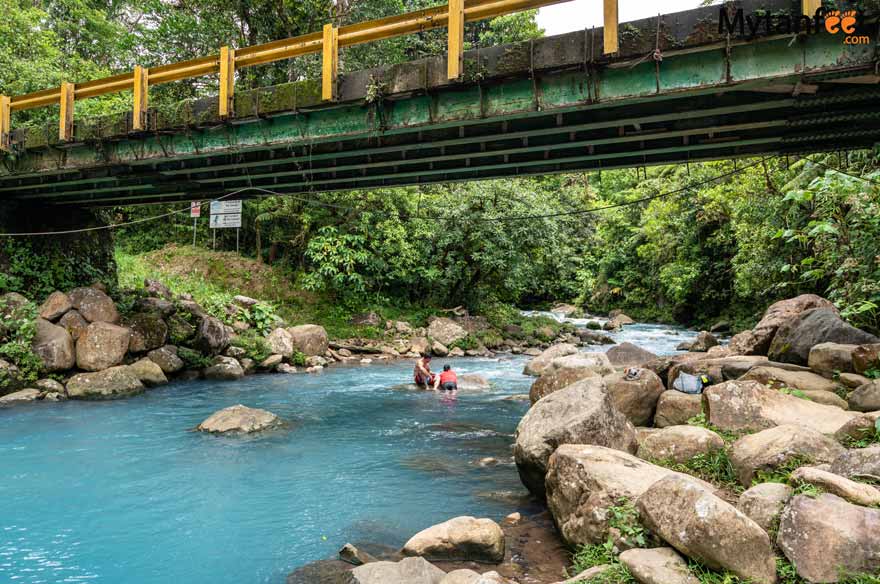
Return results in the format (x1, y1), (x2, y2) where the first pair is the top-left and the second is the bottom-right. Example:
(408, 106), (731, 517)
(529, 369), (602, 404)
(348, 557), (445, 584)
(728, 294), (836, 356)
(68, 286), (120, 324)
(38, 291), (72, 321)
(196, 404), (280, 434)
(128, 358), (168, 386)
(401, 516), (504, 563)
(808, 342), (858, 376)
(768, 307), (879, 365)
(545, 445), (713, 547)
(514, 381), (638, 498)
(194, 316), (230, 356)
(204, 356), (245, 381)
(31, 318), (75, 372)
(457, 374), (490, 391)
(606, 342), (657, 368)
(147, 345), (185, 374)
(741, 366), (840, 393)
(266, 328), (295, 358)
(637, 476), (776, 584)
(729, 424), (845, 486)
(688, 331), (719, 352)
(853, 344), (880, 375)
(75, 321), (131, 371)
(618, 548), (700, 584)
(789, 466), (880, 507)
(848, 381), (880, 412)
(0, 388), (42, 404)
(127, 313), (168, 353)
(58, 309), (89, 341)
(703, 379), (856, 435)
(287, 324), (329, 356)
(427, 318), (468, 347)
(736, 482), (793, 534)
(829, 445), (880, 480)
(777, 494), (880, 583)
(604, 368), (666, 427)
(66, 366), (145, 399)
(637, 425), (724, 464)
(653, 391), (703, 428)
(522, 343), (578, 377)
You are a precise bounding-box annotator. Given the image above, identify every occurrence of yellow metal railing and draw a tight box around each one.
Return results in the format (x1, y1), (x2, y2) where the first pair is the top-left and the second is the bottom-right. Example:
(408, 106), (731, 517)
(0, 0), (821, 150)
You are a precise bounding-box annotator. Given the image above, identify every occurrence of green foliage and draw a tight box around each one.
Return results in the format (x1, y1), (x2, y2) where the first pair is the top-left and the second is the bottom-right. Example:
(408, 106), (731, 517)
(687, 413), (743, 443)
(606, 499), (647, 548)
(290, 350), (307, 367)
(568, 499), (643, 583)
(840, 420), (880, 449)
(753, 455), (813, 485)
(0, 298), (42, 387)
(230, 333), (272, 363)
(176, 347), (212, 370)
(653, 449), (742, 493)
(449, 335), (480, 352)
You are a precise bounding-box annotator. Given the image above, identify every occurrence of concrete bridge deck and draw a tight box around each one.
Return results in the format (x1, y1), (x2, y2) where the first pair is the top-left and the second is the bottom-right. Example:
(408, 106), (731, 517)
(1, 0), (878, 206)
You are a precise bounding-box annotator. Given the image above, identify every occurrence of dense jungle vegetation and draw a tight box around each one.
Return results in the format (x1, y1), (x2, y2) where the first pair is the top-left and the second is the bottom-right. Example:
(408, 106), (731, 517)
(1, 0), (878, 334)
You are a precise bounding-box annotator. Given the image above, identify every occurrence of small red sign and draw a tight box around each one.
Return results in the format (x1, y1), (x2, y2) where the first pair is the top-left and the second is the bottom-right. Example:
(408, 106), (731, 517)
(190, 201), (201, 218)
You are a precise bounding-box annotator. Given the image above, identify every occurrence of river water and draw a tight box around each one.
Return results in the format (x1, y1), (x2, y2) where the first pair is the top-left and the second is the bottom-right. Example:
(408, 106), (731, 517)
(0, 317), (694, 584)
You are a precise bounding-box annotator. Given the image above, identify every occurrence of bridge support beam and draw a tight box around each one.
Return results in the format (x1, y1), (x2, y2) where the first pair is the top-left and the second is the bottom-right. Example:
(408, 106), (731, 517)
(448, 0), (464, 79)
(219, 46), (236, 118)
(59, 82), (75, 142)
(133, 66), (149, 131)
(322, 24), (339, 102)
(0, 95), (9, 151)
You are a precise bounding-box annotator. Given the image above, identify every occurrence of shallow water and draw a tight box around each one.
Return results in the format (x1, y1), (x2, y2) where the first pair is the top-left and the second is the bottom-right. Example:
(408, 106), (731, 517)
(0, 323), (693, 584)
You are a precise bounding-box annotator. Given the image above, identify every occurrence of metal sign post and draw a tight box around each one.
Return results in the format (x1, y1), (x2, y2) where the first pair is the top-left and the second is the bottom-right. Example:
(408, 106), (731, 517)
(190, 201), (201, 246)
(209, 200), (243, 251)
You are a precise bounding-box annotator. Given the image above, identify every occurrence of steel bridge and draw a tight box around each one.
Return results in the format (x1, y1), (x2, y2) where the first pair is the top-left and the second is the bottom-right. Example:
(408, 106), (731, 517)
(0, 0), (878, 207)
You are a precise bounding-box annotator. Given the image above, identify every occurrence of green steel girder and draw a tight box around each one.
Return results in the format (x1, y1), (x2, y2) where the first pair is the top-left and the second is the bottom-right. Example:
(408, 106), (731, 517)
(0, 6), (877, 205)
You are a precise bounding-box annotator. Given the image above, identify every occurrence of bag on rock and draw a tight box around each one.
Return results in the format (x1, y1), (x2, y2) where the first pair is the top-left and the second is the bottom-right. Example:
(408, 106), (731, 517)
(672, 372), (709, 394)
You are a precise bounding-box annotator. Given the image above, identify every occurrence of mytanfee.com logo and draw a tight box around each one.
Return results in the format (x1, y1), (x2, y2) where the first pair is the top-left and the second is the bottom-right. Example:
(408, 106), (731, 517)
(718, 7), (871, 45)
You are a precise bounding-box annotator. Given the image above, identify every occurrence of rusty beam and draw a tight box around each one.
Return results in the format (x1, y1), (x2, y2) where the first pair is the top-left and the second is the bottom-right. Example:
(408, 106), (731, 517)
(59, 82), (75, 142)
(133, 66), (149, 131)
(448, 0), (465, 79)
(322, 25), (339, 102)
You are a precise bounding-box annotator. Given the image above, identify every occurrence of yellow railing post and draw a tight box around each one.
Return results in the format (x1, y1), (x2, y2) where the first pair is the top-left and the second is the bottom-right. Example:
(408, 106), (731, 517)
(322, 24), (339, 102)
(219, 46), (236, 118)
(0, 95), (10, 150)
(59, 81), (75, 141)
(802, 0), (821, 16)
(603, 0), (618, 54)
(448, 0), (465, 80)
(133, 65), (149, 130)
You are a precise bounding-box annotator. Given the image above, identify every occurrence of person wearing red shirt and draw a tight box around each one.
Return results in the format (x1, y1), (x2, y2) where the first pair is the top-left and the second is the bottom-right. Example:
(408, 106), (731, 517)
(434, 364), (458, 392)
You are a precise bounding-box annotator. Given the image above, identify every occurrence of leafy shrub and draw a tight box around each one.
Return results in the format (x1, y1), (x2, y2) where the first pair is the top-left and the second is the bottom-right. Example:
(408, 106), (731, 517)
(177, 347), (212, 370)
(291, 350), (307, 367)
(0, 297), (42, 387)
(231, 333), (272, 362)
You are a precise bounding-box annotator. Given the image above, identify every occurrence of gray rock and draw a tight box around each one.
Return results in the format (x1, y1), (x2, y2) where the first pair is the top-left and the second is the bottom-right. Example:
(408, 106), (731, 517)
(38, 291), (72, 321)
(618, 547), (700, 584)
(194, 316), (230, 356)
(522, 343), (578, 377)
(427, 318), (468, 347)
(66, 366), (145, 399)
(840, 372), (872, 389)
(349, 557), (446, 584)
(58, 309), (89, 341)
(266, 328), (295, 358)
(197, 404), (280, 434)
(790, 466), (880, 506)
(431, 341), (449, 357)
(606, 342), (657, 368)
(0, 388), (42, 404)
(439, 570), (513, 584)
(829, 445), (880, 481)
(68, 286), (120, 324)
(147, 345), (184, 374)
(637, 476), (776, 584)
(604, 368), (666, 427)
(777, 494), (880, 582)
(737, 482), (793, 534)
(350, 312), (381, 327)
(75, 321), (131, 372)
(128, 358), (168, 386)
(545, 445), (712, 547)
(741, 366), (841, 393)
(808, 342), (858, 375)
(703, 379), (856, 435)
(848, 381), (880, 412)
(338, 543), (376, 566)
(31, 318), (75, 372)
(728, 294), (836, 356)
(127, 312), (168, 353)
(203, 356), (244, 381)
(688, 331), (719, 352)
(729, 424), (845, 486)
(529, 363), (602, 404)
(853, 344), (880, 375)
(287, 324), (329, 356)
(768, 307), (879, 365)
(259, 354), (284, 369)
(457, 374), (490, 391)
(834, 412), (880, 445)
(144, 279), (172, 299)
(653, 391), (702, 428)
(402, 516), (505, 563)
(35, 378), (65, 393)
(514, 380), (638, 498)
(637, 425), (724, 464)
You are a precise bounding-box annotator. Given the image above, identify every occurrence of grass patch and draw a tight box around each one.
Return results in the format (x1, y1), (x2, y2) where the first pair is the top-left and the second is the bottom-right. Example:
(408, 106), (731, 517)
(568, 499), (644, 583)
(840, 420), (880, 449)
(753, 455), (813, 486)
(687, 413), (744, 444)
(686, 558), (880, 584)
(652, 449), (743, 494)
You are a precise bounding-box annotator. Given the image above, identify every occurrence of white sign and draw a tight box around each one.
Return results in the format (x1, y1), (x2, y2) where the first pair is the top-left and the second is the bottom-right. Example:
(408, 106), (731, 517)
(210, 200), (242, 215)
(190, 201), (201, 218)
(210, 214), (242, 229)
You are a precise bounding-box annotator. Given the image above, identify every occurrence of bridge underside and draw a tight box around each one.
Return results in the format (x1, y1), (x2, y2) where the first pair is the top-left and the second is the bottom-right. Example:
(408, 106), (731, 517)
(1, 1), (878, 206)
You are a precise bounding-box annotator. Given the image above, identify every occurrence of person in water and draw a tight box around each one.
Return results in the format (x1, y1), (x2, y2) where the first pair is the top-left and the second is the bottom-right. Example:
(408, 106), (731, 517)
(413, 354), (435, 388)
(434, 364), (458, 392)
